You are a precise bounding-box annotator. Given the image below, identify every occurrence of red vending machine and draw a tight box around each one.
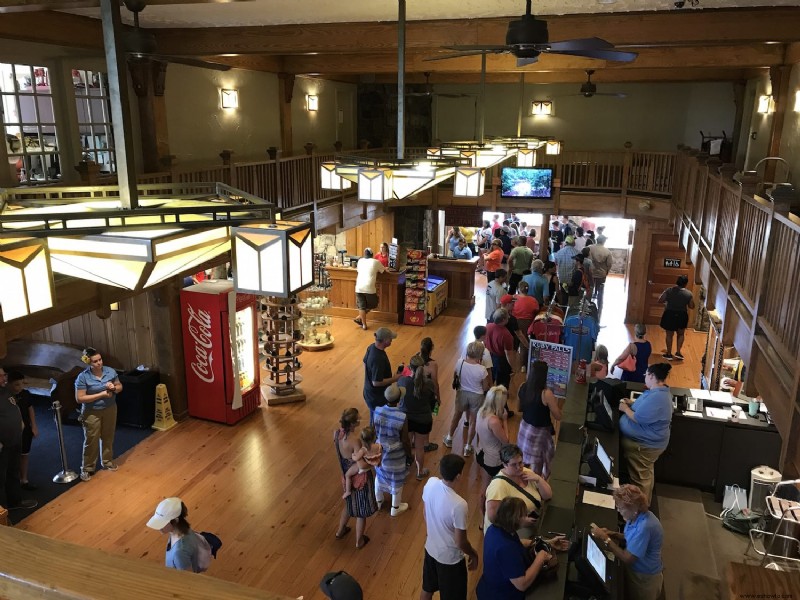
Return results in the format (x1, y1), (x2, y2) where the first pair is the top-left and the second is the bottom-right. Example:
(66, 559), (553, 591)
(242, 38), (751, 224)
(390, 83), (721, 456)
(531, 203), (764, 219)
(180, 280), (261, 425)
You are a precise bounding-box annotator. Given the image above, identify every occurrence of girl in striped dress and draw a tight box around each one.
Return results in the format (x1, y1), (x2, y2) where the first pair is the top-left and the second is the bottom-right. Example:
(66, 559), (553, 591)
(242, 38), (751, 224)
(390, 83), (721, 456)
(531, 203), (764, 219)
(374, 383), (413, 517)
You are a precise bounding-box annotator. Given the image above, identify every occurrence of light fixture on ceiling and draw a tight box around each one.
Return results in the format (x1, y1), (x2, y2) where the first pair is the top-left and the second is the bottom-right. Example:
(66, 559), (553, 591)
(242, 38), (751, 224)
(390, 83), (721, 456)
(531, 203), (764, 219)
(546, 140), (562, 155)
(453, 167), (486, 197)
(320, 162), (353, 191)
(47, 226), (232, 290)
(357, 167), (394, 202)
(531, 100), (553, 116)
(306, 94), (319, 112)
(517, 148), (537, 167)
(231, 221), (314, 298)
(0, 237), (54, 322)
(220, 88), (239, 110)
(757, 94), (775, 114)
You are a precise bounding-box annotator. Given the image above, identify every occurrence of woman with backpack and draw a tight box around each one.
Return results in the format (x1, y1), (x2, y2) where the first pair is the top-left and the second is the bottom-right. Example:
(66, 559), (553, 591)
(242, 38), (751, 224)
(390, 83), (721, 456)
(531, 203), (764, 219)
(146, 497), (215, 572)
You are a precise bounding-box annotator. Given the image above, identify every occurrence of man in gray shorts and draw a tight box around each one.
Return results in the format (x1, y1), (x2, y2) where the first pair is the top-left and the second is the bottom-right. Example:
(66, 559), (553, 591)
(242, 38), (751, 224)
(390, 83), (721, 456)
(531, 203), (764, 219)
(354, 248), (386, 330)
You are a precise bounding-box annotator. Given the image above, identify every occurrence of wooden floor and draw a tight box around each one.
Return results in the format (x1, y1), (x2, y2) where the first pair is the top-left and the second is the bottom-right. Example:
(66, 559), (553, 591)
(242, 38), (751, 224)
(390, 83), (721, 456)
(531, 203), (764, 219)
(17, 275), (708, 600)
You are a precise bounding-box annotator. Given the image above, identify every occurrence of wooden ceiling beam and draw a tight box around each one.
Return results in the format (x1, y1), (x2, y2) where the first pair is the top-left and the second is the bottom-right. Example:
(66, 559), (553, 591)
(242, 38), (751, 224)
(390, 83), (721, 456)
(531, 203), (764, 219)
(280, 44), (785, 75)
(0, 10), (103, 48)
(152, 8), (800, 56)
(199, 54), (284, 72)
(364, 67), (763, 85)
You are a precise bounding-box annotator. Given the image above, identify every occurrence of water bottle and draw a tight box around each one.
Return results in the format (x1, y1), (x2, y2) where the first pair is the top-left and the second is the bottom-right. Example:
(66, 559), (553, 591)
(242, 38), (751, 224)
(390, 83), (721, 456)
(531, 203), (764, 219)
(432, 401), (440, 416)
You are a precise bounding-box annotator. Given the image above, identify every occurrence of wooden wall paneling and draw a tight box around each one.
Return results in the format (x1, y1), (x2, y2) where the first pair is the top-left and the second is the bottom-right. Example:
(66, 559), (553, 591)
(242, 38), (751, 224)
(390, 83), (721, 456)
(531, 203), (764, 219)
(708, 271), (727, 322)
(625, 220), (655, 324)
(724, 298), (752, 366)
(787, 407), (800, 479)
(148, 280), (188, 417)
(751, 341), (792, 442)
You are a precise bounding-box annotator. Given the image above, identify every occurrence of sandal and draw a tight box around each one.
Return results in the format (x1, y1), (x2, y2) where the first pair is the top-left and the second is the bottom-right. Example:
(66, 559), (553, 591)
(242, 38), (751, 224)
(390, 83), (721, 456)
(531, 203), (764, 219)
(335, 525), (351, 540)
(416, 468), (430, 481)
(356, 535), (370, 549)
(424, 442), (439, 453)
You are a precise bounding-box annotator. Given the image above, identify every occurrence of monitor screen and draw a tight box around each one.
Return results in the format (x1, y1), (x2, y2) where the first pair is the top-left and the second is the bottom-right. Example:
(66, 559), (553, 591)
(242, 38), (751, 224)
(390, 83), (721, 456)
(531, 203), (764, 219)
(586, 533), (607, 584)
(596, 438), (612, 476)
(500, 167), (553, 199)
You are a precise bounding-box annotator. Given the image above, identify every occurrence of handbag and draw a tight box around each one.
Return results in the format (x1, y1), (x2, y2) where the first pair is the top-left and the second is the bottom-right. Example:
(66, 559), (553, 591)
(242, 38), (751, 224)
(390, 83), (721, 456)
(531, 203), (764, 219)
(721, 484), (748, 516)
(619, 345), (637, 372)
(527, 537), (559, 579)
(452, 360), (465, 390)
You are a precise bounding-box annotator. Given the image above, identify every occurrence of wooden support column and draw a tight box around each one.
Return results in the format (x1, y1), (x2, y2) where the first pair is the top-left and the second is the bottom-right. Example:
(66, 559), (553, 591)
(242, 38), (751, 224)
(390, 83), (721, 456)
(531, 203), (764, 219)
(148, 278), (188, 418)
(764, 64), (791, 183)
(278, 73), (295, 155)
(128, 59), (171, 173)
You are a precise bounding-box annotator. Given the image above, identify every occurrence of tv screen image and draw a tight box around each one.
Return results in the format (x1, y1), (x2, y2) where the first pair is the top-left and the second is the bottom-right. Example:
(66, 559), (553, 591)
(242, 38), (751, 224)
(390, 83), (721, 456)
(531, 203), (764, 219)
(500, 167), (553, 199)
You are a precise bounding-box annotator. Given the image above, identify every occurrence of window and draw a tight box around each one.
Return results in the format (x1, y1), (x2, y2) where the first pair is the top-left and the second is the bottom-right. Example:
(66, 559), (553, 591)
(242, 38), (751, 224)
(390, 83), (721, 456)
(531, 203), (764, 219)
(72, 69), (115, 173)
(1, 63), (62, 184)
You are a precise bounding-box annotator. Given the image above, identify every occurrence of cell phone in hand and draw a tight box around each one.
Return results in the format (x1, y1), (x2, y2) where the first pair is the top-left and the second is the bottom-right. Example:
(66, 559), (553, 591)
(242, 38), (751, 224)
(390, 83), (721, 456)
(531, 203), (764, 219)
(397, 364), (404, 373)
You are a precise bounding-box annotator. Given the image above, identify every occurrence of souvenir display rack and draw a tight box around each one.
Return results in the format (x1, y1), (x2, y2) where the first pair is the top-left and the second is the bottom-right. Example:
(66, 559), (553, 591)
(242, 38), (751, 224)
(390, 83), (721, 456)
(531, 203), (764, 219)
(260, 296), (306, 405)
(297, 293), (334, 351)
(403, 249), (428, 326)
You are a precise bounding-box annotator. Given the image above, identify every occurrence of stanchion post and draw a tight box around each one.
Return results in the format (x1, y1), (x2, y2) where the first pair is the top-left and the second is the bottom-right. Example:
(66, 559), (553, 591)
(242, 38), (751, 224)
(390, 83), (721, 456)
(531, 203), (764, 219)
(51, 401), (79, 484)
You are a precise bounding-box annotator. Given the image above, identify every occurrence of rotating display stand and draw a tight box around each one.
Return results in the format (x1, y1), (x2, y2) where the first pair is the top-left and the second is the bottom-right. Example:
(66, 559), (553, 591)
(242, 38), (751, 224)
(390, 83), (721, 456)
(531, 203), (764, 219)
(297, 294), (334, 351)
(260, 296), (306, 406)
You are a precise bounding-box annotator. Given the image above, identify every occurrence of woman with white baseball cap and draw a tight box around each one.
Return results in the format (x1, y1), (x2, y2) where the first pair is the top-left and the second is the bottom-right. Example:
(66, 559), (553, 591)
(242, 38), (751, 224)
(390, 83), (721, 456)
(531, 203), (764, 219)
(146, 497), (202, 572)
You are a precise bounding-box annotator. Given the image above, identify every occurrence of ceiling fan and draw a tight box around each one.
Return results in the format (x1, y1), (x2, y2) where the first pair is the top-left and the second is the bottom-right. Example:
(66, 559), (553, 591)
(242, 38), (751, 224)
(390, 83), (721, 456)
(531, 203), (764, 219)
(573, 69), (628, 98)
(427, 0), (638, 67)
(122, 0), (232, 71)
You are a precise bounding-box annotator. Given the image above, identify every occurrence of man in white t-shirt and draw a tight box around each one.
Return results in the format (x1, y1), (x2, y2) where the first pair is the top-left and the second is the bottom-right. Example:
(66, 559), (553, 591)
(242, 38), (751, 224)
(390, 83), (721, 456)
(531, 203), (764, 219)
(420, 454), (478, 600)
(354, 248), (386, 330)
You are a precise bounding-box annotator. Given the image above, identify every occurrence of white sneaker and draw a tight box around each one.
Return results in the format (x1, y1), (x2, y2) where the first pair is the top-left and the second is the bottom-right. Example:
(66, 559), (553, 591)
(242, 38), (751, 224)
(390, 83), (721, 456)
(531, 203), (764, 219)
(390, 503), (409, 517)
(463, 444), (474, 457)
(520, 365), (527, 374)
(443, 435), (453, 448)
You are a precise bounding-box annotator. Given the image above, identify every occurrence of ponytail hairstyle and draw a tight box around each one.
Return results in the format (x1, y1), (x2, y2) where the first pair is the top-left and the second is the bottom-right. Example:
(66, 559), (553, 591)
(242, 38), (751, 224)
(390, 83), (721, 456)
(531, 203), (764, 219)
(81, 347), (100, 365)
(171, 501), (191, 535)
(339, 408), (360, 433)
(419, 337), (434, 363)
(410, 354), (426, 397)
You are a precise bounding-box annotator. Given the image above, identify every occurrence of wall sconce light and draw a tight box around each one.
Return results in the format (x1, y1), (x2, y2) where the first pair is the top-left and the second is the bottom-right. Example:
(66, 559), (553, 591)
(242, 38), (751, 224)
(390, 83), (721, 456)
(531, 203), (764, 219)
(531, 100), (553, 116)
(757, 94), (775, 114)
(220, 88), (239, 109)
(306, 94), (319, 111)
(545, 140), (562, 155)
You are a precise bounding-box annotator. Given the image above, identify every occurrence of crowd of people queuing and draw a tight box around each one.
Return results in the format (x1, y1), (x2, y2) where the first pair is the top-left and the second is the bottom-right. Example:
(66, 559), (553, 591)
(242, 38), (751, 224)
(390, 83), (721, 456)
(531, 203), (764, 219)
(327, 215), (674, 600)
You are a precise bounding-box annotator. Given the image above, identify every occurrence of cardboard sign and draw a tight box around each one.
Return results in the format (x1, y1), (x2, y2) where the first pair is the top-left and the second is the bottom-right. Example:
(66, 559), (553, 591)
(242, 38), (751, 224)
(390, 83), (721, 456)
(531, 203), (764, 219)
(529, 339), (574, 398)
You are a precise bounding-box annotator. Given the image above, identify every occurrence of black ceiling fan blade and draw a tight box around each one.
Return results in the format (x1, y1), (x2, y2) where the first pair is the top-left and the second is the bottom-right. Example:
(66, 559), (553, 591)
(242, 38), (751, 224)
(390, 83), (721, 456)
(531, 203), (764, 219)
(546, 48), (638, 62)
(144, 53), (232, 71)
(516, 56), (539, 67)
(547, 37), (615, 52)
(593, 92), (629, 98)
(425, 50), (505, 61)
(442, 45), (509, 52)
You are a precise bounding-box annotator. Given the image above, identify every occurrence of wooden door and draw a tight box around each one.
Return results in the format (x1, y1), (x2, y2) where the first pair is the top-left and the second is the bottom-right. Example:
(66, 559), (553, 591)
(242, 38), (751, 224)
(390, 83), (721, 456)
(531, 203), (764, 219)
(644, 233), (695, 325)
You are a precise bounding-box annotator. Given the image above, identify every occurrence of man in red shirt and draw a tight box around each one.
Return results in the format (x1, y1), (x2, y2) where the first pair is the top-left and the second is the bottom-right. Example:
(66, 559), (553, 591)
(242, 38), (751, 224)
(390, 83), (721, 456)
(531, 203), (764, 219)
(484, 308), (517, 390)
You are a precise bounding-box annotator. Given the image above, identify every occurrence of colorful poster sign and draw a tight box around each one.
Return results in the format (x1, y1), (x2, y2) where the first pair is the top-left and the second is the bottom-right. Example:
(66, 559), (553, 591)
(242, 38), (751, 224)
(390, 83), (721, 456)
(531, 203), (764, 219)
(529, 339), (574, 398)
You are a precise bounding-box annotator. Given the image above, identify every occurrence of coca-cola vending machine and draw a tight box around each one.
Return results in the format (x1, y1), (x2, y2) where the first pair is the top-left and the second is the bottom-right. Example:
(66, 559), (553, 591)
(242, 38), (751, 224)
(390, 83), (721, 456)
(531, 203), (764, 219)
(180, 280), (261, 425)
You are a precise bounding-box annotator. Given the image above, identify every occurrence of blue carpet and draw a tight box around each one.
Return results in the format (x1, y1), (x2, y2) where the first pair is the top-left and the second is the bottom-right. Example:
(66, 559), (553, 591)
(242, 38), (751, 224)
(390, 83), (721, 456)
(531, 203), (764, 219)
(10, 395), (154, 524)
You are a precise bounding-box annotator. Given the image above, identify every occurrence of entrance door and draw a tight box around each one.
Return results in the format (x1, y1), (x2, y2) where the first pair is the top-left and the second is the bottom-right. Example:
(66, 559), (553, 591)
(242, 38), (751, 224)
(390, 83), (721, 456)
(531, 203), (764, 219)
(645, 234), (695, 325)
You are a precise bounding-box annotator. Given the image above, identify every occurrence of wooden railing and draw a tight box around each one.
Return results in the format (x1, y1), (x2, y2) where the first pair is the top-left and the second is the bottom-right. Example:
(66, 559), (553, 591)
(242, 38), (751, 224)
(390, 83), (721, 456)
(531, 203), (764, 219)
(671, 149), (800, 444)
(29, 147), (677, 214)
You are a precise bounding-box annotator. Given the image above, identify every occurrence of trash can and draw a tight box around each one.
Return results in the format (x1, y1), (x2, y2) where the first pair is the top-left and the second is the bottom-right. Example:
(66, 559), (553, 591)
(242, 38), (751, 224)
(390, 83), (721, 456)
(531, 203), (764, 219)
(116, 369), (160, 428)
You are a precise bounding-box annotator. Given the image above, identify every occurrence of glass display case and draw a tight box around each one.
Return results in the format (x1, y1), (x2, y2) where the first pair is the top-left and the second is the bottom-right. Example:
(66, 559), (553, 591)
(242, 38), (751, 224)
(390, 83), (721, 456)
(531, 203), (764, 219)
(234, 305), (256, 392)
(298, 293), (334, 350)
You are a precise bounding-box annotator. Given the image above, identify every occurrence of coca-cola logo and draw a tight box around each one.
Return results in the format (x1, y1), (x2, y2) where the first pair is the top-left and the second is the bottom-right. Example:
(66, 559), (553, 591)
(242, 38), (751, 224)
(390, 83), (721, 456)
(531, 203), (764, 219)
(187, 305), (214, 383)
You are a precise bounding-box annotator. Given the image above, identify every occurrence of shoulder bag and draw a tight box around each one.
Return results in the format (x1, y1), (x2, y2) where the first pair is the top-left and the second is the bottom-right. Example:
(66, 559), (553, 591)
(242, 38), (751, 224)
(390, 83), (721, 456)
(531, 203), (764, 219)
(619, 343), (637, 372)
(452, 360), (465, 390)
(494, 474), (542, 520)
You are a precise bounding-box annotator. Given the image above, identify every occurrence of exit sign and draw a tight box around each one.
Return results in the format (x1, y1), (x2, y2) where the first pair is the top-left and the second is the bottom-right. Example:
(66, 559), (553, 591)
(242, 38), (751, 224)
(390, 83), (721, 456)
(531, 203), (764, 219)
(664, 258), (682, 268)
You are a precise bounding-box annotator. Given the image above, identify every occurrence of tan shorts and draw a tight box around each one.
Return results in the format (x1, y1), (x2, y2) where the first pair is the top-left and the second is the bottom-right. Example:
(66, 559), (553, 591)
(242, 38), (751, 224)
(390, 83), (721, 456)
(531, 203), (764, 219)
(455, 389), (484, 413)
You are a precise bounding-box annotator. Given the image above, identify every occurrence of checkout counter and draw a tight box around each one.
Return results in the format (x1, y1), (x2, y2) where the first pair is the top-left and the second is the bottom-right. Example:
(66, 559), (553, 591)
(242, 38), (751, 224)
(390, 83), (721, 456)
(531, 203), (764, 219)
(427, 255), (480, 309)
(325, 265), (404, 323)
(526, 377), (781, 599)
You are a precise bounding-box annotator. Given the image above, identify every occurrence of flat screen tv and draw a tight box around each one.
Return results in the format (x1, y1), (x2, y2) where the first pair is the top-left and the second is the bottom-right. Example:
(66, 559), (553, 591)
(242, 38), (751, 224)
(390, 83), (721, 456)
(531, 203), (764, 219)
(500, 167), (553, 199)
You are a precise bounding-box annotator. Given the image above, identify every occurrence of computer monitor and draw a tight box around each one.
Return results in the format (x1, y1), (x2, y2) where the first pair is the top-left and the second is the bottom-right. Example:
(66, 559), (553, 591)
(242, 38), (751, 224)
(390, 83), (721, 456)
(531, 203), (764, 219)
(574, 529), (611, 596)
(587, 437), (614, 487)
(587, 388), (615, 432)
